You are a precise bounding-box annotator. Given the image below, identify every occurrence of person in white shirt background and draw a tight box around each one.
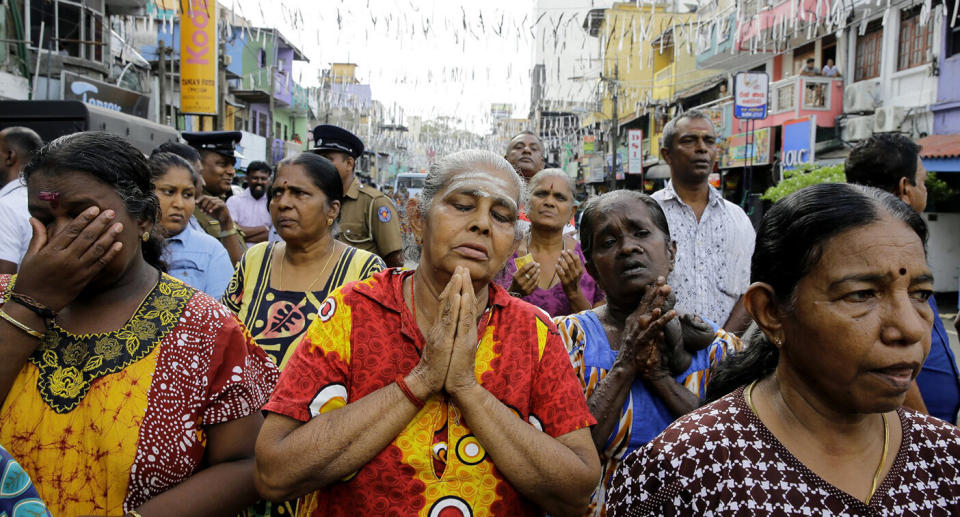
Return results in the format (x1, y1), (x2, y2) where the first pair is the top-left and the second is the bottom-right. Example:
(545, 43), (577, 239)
(652, 110), (755, 334)
(0, 126), (42, 274)
(226, 160), (273, 248)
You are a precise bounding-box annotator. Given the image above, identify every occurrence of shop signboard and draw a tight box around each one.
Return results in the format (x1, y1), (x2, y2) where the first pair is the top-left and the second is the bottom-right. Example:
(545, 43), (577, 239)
(781, 116), (816, 170)
(627, 129), (644, 174)
(734, 71), (768, 119)
(583, 134), (595, 154)
(61, 71), (149, 119)
(180, 0), (218, 114)
(720, 127), (772, 168)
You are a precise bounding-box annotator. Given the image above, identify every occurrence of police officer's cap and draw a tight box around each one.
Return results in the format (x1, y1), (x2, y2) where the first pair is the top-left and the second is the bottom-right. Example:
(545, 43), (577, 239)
(310, 125), (364, 158)
(182, 131), (244, 163)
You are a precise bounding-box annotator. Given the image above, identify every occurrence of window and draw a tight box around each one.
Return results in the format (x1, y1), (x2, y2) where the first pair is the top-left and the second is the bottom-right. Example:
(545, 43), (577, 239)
(898, 6), (933, 70)
(30, 0), (104, 62)
(258, 49), (266, 68)
(855, 23), (883, 81)
(949, 23), (960, 58)
(257, 113), (267, 137)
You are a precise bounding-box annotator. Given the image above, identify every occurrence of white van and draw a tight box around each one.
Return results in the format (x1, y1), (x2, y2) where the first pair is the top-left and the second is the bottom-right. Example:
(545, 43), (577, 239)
(394, 172), (428, 199)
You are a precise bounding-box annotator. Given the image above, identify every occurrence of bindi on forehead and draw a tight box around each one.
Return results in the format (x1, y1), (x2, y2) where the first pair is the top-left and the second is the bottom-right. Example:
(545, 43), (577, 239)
(38, 191), (60, 209)
(900, 268), (907, 276)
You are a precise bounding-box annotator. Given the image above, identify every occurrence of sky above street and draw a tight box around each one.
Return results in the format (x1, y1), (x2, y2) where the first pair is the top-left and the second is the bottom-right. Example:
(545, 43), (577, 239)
(233, 0), (541, 132)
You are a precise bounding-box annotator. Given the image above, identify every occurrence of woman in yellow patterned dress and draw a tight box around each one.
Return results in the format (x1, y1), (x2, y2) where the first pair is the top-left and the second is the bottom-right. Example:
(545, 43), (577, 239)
(0, 132), (278, 516)
(223, 153), (384, 370)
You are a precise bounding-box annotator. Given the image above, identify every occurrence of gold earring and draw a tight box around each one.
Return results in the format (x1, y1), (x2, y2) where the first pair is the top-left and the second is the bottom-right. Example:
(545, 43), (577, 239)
(141, 231), (150, 242)
(775, 337), (783, 346)
(327, 218), (334, 226)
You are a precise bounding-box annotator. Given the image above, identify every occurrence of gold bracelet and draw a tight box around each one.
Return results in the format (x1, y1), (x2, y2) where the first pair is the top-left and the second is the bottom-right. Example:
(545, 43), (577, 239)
(125, 511), (143, 517)
(218, 227), (239, 238)
(0, 309), (44, 338)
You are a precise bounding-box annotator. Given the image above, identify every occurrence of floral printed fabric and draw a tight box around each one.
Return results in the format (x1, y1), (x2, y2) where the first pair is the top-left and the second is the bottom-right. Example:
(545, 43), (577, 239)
(651, 181), (755, 326)
(26, 275), (191, 413)
(265, 269), (596, 516)
(608, 387), (960, 516)
(0, 274), (278, 515)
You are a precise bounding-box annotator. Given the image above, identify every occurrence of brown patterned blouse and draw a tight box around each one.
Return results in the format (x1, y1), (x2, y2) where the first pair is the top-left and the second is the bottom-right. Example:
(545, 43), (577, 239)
(608, 386), (960, 516)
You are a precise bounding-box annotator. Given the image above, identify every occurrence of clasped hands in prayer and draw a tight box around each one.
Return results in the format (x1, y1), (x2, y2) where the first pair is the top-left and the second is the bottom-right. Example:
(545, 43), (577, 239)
(406, 266), (489, 401)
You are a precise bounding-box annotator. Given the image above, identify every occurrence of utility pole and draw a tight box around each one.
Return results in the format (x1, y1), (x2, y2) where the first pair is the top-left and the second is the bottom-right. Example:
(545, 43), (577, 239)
(218, 38), (227, 130)
(158, 40), (166, 126)
(267, 64), (276, 165)
(609, 61), (619, 191)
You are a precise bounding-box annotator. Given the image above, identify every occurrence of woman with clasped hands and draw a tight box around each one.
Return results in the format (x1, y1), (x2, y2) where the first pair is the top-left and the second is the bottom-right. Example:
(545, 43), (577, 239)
(0, 132), (277, 516)
(255, 150), (601, 516)
(606, 184), (960, 515)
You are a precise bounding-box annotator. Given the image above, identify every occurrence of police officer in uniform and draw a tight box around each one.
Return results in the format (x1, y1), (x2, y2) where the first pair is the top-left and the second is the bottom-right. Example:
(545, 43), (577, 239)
(182, 130), (247, 265)
(309, 125), (404, 268)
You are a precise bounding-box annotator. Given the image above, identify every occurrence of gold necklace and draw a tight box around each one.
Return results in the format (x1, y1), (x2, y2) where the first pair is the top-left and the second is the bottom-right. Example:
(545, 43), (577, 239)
(744, 380), (889, 503)
(277, 241), (340, 292)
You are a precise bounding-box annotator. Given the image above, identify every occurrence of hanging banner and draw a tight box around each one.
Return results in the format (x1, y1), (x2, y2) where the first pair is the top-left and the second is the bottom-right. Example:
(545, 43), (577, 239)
(720, 127), (772, 168)
(180, 0), (218, 115)
(627, 129), (644, 174)
(781, 116), (816, 170)
(734, 71), (768, 120)
(583, 134), (596, 154)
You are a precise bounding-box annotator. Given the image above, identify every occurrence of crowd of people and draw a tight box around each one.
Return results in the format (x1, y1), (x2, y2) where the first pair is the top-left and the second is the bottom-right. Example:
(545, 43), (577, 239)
(0, 110), (957, 516)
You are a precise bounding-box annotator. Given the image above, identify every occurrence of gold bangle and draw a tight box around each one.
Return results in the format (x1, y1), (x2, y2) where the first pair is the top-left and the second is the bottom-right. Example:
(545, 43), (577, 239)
(218, 227), (239, 238)
(125, 511), (144, 517)
(0, 309), (44, 338)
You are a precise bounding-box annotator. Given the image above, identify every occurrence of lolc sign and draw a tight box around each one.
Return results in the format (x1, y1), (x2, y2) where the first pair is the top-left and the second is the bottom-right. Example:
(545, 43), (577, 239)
(180, 0), (217, 114)
(781, 116), (816, 170)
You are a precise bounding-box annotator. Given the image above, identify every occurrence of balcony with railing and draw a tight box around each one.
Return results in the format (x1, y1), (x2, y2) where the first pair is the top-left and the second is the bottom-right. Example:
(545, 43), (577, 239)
(687, 76), (842, 137)
(755, 75), (844, 129)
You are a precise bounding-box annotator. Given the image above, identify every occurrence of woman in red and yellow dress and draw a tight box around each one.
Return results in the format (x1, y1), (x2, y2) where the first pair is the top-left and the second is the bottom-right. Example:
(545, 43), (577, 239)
(0, 132), (278, 516)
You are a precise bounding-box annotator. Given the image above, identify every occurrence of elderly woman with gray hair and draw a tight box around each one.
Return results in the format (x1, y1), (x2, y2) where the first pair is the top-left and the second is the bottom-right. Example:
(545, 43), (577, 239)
(254, 150), (601, 516)
(495, 168), (604, 317)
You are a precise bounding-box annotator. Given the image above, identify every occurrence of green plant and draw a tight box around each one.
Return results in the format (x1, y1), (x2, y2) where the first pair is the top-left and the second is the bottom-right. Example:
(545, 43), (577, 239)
(926, 172), (957, 206)
(761, 163), (846, 202)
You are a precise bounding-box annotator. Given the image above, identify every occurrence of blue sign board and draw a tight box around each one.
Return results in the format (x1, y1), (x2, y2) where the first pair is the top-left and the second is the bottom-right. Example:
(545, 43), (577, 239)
(781, 116), (816, 170)
(734, 72), (769, 120)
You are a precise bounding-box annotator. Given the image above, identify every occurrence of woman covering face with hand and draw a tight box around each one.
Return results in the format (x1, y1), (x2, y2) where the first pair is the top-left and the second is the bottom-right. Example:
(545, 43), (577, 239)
(149, 152), (233, 297)
(495, 169), (604, 317)
(255, 150), (601, 516)
(607, 184), (960, 516)
(0, 132), (277, 516)
(553, 190), (743, 516)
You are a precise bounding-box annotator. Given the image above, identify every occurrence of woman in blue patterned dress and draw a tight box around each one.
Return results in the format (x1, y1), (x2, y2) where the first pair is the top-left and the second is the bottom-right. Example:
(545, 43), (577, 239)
(554, 190), (743, 516)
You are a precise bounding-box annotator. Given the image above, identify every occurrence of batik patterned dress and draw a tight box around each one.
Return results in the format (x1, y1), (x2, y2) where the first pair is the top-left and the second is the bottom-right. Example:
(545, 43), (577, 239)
(265, 269), (597, 516)
(608, 386), (960, 516)
(0, 274), (278, 515)
(555, 310), (744, 516)
(223, 241), (384, 370)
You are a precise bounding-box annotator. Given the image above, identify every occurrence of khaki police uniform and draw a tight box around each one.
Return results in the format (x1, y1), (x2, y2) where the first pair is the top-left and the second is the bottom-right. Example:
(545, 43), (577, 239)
(337, 178), (403, 259)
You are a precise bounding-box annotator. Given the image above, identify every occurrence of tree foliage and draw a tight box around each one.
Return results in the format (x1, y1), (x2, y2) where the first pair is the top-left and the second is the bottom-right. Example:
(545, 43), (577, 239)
(761, 164), (846, 202)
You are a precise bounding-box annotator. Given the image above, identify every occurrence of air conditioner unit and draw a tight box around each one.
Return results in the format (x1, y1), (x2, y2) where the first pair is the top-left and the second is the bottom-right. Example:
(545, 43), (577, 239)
(844, 115), (875, 141)
(844, 82), (878, 113)
(874, 106), (905, 132)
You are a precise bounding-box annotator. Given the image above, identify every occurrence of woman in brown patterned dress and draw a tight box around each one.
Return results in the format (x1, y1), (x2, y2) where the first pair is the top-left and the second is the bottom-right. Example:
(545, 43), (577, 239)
(608, 183), (960, 516)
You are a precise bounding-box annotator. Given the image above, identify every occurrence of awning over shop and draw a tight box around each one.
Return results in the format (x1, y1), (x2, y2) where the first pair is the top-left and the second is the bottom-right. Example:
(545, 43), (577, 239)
(918, 134), (960, 172)
(645, 164), (671, 179)
(675, 76), (726, 101)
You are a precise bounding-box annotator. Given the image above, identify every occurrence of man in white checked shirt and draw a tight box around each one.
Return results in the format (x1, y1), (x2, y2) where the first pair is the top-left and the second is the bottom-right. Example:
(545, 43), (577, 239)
(652, 110), (755, 334)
